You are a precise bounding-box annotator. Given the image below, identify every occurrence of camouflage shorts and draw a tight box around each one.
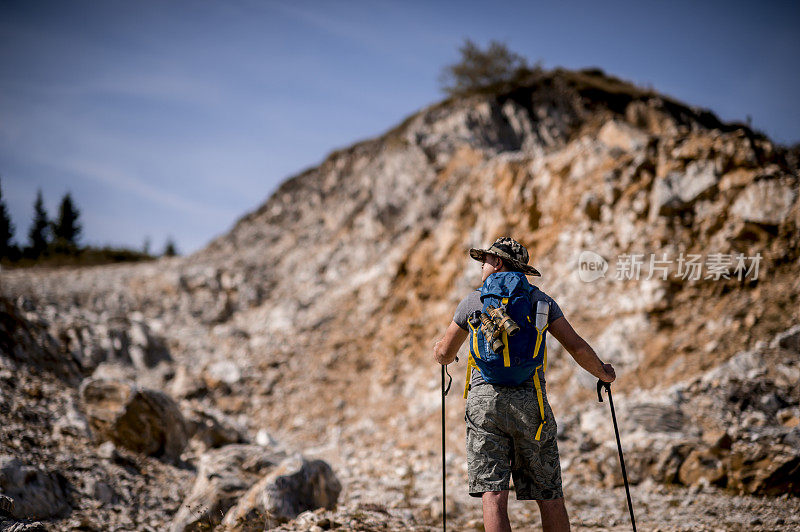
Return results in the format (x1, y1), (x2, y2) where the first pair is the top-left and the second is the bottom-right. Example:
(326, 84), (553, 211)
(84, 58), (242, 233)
(465, 383), (563, 500)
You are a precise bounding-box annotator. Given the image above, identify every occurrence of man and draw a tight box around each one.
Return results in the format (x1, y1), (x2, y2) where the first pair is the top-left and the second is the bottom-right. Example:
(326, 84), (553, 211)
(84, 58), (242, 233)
(433, 237), (616, 532)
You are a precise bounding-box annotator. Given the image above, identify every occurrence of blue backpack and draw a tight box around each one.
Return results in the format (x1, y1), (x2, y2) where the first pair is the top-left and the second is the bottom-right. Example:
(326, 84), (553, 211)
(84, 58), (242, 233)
(464, 271), (550, 389)
(463, 271), (551, 440)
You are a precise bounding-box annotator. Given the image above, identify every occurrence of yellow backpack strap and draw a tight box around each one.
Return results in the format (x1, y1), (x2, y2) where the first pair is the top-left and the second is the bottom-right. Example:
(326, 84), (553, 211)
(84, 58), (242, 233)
(464, 354), (478, 399)
(469, 319), (480, 361)
(533, 313), (549, 439)
(532, 365), (546, 440)
(533, 322), (548, 363)
(464, 320), (481, 398)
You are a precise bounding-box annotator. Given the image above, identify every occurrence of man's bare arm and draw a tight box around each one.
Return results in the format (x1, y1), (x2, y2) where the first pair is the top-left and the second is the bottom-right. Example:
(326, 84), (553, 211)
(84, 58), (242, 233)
(433, 321), (468, 365)
(548, 316), (616, 382)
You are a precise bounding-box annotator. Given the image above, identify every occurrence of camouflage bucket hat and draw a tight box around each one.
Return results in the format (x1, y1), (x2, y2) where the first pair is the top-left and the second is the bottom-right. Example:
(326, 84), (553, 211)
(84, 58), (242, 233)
(469, 237), (541, 276)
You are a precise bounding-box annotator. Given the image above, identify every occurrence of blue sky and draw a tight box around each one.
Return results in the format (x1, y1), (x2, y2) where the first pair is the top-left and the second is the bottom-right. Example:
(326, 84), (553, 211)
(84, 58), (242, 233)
(1, 0), (798, 255)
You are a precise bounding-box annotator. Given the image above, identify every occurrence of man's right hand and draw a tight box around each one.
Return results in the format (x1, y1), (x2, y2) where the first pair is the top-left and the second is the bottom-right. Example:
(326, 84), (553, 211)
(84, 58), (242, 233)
(600, 363), (616, 383)
(433, 321), (468, 365)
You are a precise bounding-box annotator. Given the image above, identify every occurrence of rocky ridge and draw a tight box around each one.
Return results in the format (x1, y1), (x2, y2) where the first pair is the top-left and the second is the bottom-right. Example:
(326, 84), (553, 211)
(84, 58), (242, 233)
(1, 68), (799, 530)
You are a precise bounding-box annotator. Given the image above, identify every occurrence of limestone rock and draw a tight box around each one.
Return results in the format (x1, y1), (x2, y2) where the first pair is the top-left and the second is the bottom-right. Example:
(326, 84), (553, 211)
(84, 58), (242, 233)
(647, 443), (691, 485)
(0, 516), (48, 531)
(203, 360), (242, 389)
(701, 429), (733, 452)
(169, 365), (207, 400)
(770, 324), (800, 352)
(731, 179), (797, 225)
(678, 447), (726, 487)
(777, 408), (800, 428)
(169, 444), (285, 532)
(126, 318), (171, 370)
(52, 398), (91, 440)
(597, 119), (649, 152)
(726, 443), (800, 496)
(625, 99), (678, 136)
(221, 454), (341, 529)
(79, 378), (188, 462)
(0, 494), (12, 517)
(649, 160), (718, 220)
(0, 297), (81, 384)
(85, 478), (117, 505)
(0, 457), (71, 520)
(183, 405), (249, 450)
(627, 401), (685, 434)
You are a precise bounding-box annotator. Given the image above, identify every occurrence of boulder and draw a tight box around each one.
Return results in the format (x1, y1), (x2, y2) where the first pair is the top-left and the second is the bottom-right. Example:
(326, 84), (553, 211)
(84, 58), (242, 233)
(0, 297), (81, 384)
(0, 456), (71, 520)
(79, 378), (188, 462)
(183, 406), (249, 450)
(627, 401), (685, 434)
(169, 444), (285, 532)
(650, 443), (694, 484)
(203, 360), (242, 389)
(85, 478), (118, 505)
(731, 179), (797, 225)
(725, 443), (800, 496)
(169, 365), (207, 400)
(52, 398), (92, 440)
(701, 430), (733, 452)
(127, 319), (171, 370)
(221, 454), (341, 530)
(777, 408), (800, 429)
(0, 494), (12, 516)
(678, 447), (726, 487)
(770, 324), (800, 353)
(597, 119), (649, 152)
(649, 160), (718, 220)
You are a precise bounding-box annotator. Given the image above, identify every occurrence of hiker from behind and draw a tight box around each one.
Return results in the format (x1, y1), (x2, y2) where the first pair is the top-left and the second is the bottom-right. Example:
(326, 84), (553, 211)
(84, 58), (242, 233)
(433, 237), (616, 532)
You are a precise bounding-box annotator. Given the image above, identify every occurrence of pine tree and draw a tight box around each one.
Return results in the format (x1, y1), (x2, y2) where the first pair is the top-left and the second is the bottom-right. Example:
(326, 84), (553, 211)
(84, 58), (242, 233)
(163, 237), (178, 257)
(0, 177), (16, 260)
(27, 190), (50, 258)
(53, 192), (82, 248)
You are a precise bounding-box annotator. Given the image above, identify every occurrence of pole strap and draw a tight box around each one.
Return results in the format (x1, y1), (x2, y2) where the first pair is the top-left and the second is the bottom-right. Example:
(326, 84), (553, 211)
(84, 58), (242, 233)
(532, 365), (546, 440)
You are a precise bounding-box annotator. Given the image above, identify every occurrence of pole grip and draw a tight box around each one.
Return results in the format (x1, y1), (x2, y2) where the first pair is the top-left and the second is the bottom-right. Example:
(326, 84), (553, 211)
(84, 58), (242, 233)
(597, 379), (609, 402)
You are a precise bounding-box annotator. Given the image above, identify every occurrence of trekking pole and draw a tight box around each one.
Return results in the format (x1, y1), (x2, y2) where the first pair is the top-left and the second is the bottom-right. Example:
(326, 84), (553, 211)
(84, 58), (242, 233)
(441, 363), (453, 532)
(597, 380), (637, 532)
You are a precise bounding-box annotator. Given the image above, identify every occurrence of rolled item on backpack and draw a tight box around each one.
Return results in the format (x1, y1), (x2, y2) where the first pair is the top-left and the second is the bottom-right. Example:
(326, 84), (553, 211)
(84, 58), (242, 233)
(535, 301), (549, 331)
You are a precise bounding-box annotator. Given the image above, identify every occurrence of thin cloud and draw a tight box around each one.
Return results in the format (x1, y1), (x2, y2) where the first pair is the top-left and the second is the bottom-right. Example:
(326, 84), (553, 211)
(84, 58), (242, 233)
(266, 1), (425, 70)
(0, 70), (229, 109)
(0, 94), (274, 211)
(58, 158), (237, 220)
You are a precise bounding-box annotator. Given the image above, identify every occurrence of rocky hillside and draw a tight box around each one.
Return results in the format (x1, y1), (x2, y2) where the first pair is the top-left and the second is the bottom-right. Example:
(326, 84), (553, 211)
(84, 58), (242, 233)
(1, 67), (799, 531)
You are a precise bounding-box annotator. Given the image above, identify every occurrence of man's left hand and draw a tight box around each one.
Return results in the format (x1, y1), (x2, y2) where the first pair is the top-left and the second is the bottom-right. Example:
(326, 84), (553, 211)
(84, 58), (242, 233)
(600, 363), (616, 383)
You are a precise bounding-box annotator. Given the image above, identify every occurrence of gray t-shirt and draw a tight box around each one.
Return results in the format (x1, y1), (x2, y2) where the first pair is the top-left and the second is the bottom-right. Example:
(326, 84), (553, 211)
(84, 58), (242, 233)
(453, 286), (564, 388)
